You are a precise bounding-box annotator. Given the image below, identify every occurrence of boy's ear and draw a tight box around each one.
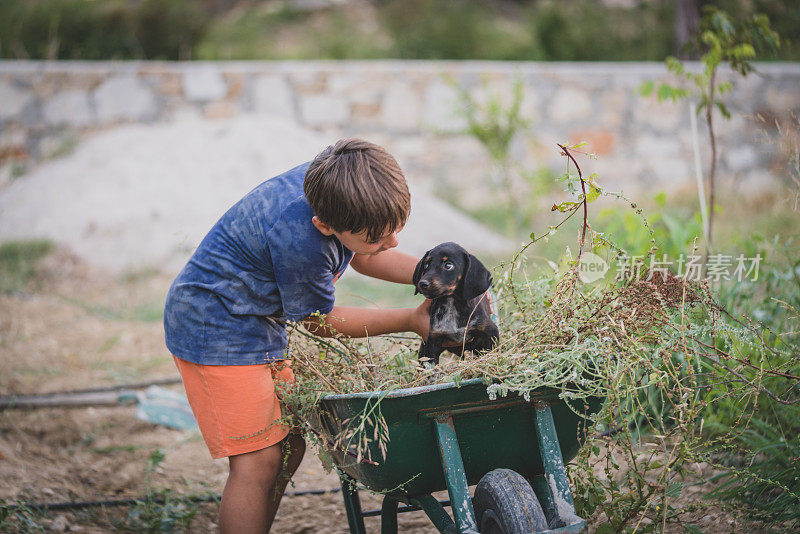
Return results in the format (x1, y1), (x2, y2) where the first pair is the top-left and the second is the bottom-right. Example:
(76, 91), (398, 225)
(412, 251), (430, 295)
(311, 216), (335, 236)
(462, 252), (492, 301)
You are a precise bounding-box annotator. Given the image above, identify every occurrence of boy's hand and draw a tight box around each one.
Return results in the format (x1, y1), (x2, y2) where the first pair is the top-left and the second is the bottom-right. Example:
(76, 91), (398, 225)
(410, 299), (432, 340)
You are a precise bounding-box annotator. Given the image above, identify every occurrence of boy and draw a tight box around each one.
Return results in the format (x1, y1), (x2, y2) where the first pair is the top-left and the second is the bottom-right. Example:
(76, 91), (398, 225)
(164, 138), (430, 533)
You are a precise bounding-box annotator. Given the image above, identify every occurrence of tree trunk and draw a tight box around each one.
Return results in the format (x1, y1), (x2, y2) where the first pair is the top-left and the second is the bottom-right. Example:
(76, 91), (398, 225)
(675, 0), (701, 59)
(705, 67), (718, 260)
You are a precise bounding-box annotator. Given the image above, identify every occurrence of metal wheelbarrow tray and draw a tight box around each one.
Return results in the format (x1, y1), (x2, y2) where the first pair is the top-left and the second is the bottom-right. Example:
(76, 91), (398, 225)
(307, 378), (602, 534)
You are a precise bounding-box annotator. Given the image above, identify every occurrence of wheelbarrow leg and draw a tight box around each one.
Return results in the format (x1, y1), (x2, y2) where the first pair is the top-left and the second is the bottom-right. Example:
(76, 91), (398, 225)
(408, 495), (458, 534)
(532, 402), (583, 530)
(433, 414), (479, 534)
(339, 473), (367, 534)
(380, 497), (399, 534)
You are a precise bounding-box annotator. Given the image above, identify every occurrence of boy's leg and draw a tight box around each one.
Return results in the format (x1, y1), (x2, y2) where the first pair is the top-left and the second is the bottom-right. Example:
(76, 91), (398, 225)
(220, 432), (306, 534)
(220, 445), (279, 534)
(172, 357), (305, 532)
(265, 432), (306, 526)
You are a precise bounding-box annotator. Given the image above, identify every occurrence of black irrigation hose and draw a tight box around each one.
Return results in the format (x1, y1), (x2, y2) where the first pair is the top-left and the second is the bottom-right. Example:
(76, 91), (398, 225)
(599, 420), (642, 438)
(2, 488), (342, 513)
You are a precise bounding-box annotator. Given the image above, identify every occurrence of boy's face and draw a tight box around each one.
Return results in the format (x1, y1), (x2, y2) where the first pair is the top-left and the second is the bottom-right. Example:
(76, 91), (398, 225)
(312, 216), (400, 255)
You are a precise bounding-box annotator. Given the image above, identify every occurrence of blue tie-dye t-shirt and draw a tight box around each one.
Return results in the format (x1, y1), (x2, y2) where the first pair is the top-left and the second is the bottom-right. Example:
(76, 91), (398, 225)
(164, 162), (353, 365)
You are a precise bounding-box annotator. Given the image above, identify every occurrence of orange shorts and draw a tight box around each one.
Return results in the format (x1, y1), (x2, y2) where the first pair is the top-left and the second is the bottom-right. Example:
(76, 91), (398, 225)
(173, 356), (295, 459)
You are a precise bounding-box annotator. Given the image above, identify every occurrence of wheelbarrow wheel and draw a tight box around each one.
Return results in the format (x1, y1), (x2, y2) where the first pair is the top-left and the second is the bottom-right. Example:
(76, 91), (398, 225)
(473, 469), (548, 534)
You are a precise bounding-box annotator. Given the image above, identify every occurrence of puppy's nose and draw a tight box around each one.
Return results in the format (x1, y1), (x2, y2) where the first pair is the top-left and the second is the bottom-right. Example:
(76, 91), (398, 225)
(418, 280), (430, 290)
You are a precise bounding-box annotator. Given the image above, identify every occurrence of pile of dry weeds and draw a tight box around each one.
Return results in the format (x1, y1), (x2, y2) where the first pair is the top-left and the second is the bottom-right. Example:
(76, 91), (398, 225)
(276, 144), (799, 530)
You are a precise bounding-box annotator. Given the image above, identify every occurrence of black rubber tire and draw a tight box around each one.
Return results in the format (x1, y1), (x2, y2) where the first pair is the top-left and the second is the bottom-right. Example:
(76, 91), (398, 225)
(473, 469), (548, 534)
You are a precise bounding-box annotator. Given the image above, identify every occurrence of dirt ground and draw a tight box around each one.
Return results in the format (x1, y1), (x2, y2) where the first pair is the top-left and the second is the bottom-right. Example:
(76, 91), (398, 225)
(0, 250), (765, 533)
(0, 250), (448, 532)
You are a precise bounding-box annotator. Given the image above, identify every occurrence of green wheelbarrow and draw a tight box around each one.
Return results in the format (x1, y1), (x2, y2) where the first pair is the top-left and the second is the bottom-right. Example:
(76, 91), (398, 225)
(307, 378), (602, 534)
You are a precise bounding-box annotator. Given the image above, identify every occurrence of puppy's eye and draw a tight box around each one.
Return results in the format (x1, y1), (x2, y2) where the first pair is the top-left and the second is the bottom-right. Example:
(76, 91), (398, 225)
(443, 261), (454, 271)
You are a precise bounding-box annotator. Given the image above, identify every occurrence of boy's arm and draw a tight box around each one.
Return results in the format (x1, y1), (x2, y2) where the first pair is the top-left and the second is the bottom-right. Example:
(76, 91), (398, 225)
(302, 302), (430, 340)
(349, 249), (419, 284)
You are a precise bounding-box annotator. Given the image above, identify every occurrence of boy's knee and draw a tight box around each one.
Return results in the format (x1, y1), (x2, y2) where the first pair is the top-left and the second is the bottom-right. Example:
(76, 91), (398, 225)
(287, 432), (306, 454)
(229, 445), (284, 483)
(285, 433), (306, 468)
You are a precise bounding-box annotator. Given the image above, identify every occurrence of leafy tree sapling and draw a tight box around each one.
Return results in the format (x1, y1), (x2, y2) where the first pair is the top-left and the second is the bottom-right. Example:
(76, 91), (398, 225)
(639, 7), (780, 255)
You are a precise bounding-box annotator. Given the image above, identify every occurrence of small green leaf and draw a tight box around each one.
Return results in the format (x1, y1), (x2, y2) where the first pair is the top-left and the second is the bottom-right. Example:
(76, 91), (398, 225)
(715, 101), (731, 119)
(638, 80), (655, 96)
(552, 201), (581, 213)
(657, 83), (674, 102)
(584, 183), (601, 203)
(666, 481), (683, 498)
(595, 524), (617, 534)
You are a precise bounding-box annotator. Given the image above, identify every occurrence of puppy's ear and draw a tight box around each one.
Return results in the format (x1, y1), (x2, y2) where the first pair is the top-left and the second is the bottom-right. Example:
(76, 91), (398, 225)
(462, 252), (493, 301)
(412, 251), (431, 295)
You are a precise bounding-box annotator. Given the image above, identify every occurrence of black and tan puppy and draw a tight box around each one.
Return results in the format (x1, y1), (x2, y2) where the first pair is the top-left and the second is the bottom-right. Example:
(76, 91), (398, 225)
(413, 242), (500, 365)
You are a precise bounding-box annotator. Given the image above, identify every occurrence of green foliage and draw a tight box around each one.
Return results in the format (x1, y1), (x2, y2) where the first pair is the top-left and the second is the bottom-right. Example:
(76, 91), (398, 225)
(597, 204), (799, 534)
(708, 418), (800, 526)
(0, 0), (209, 60)
(455, 77), (527, 166)
(194, 4), (286, 60)
(716, 236), (799, 335)
(4, 0), (800, 61)
(380, 0), (676, 61)
(639, 6), (780, 249)
(380, 0), (520, 60)
(455, 167), (560, 239)
(133, 0), (210, 60)
(639, 7), (779, 117)
(449, 75), (541, 234)
(285, 145), (800, 531)
(123, 489), (200, 533)
(197, 3), (387, 60)
(0, 239), (54, 294)
(696, 239), (800, 526)
(0, 500), (45, 533)
(116, 449), (202, 532)
(553, 164), (602, 210)
(333, 272), (422, 309)
(527, 0), (674, 61)
(716, 0), (800, 60)
(597, 193), (705, 259)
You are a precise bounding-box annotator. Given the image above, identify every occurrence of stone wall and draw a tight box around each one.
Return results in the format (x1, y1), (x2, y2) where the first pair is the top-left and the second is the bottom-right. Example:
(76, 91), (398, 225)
(2, 61), (799, 204)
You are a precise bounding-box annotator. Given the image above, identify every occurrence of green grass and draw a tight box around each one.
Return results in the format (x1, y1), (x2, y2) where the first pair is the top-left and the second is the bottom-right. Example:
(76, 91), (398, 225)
(0, 499), (46, 533)
(0, 239), (54, 294)
(334, 248), (508, 310)
(58, 296), (164, 323)
(96, 355), (173, 384)
(334, 272), (420, 309)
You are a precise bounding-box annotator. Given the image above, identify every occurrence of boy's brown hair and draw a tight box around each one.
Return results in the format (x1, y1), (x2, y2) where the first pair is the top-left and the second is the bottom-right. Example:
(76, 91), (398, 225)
(304, 139), (411, 241)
